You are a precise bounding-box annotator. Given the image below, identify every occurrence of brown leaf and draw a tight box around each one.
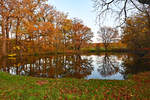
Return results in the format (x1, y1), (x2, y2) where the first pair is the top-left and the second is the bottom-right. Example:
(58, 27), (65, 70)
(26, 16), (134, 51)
(36, 80), (48, 86)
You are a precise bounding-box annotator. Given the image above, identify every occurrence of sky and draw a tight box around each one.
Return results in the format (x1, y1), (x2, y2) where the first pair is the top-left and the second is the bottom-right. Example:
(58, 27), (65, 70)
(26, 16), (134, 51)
(48, 0), (115, 43)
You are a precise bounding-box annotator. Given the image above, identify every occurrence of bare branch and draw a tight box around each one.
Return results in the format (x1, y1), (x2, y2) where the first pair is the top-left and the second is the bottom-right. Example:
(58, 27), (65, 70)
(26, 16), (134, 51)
(93, 0), (150, 26)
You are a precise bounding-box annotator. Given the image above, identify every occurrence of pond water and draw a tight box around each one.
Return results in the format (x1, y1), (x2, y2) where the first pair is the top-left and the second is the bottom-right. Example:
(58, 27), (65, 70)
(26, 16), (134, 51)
(0, 53), (150, 80)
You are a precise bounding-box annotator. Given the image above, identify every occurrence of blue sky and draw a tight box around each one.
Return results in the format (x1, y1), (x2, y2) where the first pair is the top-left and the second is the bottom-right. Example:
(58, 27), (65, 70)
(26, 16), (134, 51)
(48, 0), (115, 42)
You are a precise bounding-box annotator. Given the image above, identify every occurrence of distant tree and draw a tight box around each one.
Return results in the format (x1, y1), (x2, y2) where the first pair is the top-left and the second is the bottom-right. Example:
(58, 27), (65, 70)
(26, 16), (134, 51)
(97, 27), (118, 51)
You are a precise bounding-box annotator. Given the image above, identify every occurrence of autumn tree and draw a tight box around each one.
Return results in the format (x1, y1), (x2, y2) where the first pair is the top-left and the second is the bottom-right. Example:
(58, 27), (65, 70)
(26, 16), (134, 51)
(60, 19), (73, 50)
(71, 19), (93, 51)
(0, 0), (93, 56)
(51, 12), (69, 52)
(0, 0), (48, 55)
(97, 26), (118, 51)
(122, 12), (150, 50)
(0, 0), (14, 56)
(34, 4), (56, 51)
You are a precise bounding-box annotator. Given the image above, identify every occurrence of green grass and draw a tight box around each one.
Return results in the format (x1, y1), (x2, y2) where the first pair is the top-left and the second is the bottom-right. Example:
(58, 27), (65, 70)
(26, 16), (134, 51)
(81, 47), (128, 53)
(0, 72), (150, 100)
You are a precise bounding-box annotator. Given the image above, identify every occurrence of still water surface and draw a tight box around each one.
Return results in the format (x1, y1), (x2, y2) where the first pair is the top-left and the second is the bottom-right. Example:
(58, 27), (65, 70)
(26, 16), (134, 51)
(0, 53), (150, 80)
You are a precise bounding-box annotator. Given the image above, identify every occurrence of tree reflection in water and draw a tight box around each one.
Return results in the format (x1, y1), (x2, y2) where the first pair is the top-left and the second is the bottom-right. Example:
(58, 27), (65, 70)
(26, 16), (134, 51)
(0, 54), (93, 79)
(122, 54), (150, 79)
(1, 53), (150, 80)
(97, 53), (120, 77)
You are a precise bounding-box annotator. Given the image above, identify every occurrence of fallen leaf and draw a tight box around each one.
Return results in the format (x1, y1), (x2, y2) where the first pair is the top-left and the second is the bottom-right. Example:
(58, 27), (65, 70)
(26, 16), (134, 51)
(36, 80), (48, 86)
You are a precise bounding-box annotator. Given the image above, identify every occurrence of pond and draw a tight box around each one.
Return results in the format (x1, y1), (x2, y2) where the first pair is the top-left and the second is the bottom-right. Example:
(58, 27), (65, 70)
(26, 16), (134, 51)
(0, 53), (150, 80)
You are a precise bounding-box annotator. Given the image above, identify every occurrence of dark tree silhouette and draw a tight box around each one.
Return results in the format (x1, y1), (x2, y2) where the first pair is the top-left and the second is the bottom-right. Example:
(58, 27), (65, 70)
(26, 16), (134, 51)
(138, 0), (150, 4)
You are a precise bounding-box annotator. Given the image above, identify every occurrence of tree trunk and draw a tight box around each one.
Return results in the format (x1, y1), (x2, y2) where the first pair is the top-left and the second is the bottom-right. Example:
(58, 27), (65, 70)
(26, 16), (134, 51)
(16, 18), (20, 45)
(104, 44), (108, 52)
(1, 19), (7, 56)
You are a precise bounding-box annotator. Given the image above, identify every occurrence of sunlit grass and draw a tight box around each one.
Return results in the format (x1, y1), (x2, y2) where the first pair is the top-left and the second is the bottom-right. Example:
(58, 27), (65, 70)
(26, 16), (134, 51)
(0, 72), (150, 99)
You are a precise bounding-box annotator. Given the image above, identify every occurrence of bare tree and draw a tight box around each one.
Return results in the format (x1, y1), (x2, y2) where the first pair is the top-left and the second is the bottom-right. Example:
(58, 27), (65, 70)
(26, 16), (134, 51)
(93, 0), (150, 25)
(97, 26), (118, 51)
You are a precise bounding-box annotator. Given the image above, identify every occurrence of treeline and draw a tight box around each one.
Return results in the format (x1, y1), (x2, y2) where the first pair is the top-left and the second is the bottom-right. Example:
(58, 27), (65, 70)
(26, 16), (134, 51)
(0, 0), (93, 56)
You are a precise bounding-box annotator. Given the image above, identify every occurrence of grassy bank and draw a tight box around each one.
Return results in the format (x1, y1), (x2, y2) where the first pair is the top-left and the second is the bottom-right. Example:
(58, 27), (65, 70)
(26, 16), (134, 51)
(4, 48), (128, 57)
(5, 48), (150, 58)
(0, 72), (150, 100)
(81, 47), (129, 53)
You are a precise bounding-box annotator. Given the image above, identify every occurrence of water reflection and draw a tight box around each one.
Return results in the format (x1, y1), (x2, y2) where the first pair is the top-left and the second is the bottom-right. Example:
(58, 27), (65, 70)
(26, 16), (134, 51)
(0, 53), (150, 80)
(0, 54), (93, 78)
(86, 53), (125, 80)
(122, 54), (150, 77)
(97, 53), (120, 77)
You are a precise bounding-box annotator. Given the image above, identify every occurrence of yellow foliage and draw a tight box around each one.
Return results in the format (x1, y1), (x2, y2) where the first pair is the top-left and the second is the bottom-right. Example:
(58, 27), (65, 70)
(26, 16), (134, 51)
(8, 54), (17, 57)
(13, 46), (20, 50)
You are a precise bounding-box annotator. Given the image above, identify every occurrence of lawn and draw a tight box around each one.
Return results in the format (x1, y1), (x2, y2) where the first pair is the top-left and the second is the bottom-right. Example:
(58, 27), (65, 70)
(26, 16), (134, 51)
(0, 72), (150, 100)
